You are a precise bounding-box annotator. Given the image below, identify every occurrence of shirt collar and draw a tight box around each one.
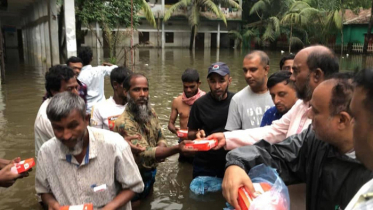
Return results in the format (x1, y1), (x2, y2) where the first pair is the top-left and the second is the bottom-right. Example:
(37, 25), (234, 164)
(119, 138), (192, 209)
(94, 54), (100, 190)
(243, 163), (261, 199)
(57, 126), (98, 163)
(81, 65), (92, 71)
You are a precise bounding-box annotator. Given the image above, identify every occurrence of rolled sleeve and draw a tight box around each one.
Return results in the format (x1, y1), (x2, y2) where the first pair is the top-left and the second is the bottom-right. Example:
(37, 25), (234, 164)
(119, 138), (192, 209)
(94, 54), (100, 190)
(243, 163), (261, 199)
(115, 139), (144, 193)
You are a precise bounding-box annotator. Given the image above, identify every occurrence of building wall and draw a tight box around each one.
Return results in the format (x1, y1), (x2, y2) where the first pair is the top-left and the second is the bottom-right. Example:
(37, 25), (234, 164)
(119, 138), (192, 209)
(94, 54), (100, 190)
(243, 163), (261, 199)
(336, 24), (371, 45)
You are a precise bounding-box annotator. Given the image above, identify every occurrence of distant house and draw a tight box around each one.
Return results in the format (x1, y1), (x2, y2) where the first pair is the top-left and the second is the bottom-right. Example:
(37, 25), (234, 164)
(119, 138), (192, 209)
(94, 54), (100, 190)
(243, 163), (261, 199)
(336, 9), (372, 46)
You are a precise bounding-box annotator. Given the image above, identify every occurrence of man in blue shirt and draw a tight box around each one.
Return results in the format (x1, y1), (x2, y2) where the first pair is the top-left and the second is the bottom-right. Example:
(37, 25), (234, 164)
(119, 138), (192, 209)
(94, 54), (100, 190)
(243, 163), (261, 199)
(260, 71), (297, 126)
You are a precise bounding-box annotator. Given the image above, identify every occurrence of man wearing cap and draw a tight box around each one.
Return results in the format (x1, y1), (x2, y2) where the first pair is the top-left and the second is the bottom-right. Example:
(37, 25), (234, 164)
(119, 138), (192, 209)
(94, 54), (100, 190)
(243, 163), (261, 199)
(187, 62), (234, 178)
(225, 51), (274, 130)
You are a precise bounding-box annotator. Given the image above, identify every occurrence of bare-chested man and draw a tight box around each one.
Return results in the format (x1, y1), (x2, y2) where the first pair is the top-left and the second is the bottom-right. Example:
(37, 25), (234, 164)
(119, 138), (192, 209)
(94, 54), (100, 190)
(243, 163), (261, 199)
(168, 69), (205, 162)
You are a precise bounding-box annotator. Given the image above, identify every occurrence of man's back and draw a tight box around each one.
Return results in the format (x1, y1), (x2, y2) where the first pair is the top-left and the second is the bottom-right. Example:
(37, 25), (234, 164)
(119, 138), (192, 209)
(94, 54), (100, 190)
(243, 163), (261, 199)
(34, 98), (54, 158)
(188, 92), (234, 178)
(35, 126), (143, 210)
(78, 64), (118, 112)
(225, 86), (273, 130)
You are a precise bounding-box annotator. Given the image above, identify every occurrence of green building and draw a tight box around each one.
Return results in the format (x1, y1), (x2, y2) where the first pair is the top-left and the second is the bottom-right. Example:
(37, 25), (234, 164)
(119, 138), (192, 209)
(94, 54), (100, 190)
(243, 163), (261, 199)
(336, 9), (372, 45)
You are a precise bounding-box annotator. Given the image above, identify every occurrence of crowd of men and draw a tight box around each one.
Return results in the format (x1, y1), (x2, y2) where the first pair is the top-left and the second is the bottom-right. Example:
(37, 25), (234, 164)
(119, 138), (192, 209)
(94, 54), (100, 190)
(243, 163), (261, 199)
(0, 45), (372, 210)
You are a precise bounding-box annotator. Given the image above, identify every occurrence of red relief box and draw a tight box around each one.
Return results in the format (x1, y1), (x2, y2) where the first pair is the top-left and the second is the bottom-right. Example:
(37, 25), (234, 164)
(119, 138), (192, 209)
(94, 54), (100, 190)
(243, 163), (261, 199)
(184, 139), (218, 151)
(177, 130), (188, 138)
(60, 204), (93, 210)
(12, 158), (35, 174)
(237, 183), (272, 210)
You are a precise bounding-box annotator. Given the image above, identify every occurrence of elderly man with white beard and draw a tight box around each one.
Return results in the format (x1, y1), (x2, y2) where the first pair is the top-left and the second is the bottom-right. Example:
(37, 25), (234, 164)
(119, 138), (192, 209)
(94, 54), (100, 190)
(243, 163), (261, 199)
(114, 73), (186, 203)
(35, 92), (144, 210)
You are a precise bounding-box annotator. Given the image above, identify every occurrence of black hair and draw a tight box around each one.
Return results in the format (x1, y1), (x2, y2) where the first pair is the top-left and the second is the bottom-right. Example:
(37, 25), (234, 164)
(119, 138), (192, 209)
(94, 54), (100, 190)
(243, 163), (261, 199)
(77, 47), (93, 66)
(45, 65), (76, 96)
(267, 71), (293, 89)
(66, 56), (83, 66)
(123, 73), (148, 91)
(110, 67), (132, 89)
(181, 69), (200, 83)
(353, 69), (373, 120)
(307, 48), (339, 79)
(279, 54), (295, 69)
(329, 78), (354, 116)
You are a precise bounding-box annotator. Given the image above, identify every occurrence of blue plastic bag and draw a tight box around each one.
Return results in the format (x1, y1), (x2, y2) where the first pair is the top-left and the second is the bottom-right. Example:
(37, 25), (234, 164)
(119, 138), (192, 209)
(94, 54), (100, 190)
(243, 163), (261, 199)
(246, 164), (290, 210)
(190, 176), (223, 195)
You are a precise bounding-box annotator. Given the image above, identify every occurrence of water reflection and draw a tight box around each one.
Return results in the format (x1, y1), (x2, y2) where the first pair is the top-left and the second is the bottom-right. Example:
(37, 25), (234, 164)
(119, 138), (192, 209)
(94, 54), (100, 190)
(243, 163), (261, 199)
(0, 48), (371, 210)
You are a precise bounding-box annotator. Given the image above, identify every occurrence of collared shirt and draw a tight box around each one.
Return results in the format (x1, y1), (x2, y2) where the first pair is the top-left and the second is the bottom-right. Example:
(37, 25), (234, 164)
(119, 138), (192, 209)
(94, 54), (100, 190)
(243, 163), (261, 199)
(260, 106), (284, 127)
(35, 126), (144, 210)
(78, 64), (118, 113)
(42, 79), (87, 103)
(34, 98), (54, 158)
(90, 97), (126, 131)
(113, 108), (167, 170)
(224, 99), (311, 150)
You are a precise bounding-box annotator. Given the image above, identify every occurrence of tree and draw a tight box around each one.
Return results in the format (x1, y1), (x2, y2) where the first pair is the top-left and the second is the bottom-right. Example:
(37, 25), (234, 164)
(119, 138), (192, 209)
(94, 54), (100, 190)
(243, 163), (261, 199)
(281, 1), (319, 52)
(247, 0), (293, 47)
(164, 0), (240, 50)
(75, 0), (156, 63)
(363, 0), (373, 54)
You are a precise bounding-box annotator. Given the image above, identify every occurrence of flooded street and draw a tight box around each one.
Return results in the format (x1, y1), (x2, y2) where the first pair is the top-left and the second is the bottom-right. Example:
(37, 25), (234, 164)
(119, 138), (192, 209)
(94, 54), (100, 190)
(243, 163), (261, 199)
(0, 48), (367, 209)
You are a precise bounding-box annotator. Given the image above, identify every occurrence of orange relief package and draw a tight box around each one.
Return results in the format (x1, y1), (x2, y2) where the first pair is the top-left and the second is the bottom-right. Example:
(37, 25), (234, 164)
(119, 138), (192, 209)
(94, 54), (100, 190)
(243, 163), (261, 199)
(184, 139), (218, 151)
(12, 158), (35, 174)
(237, 183), (272, 210)
(177, 130), (188, 138)
(60, 204), (93, 210)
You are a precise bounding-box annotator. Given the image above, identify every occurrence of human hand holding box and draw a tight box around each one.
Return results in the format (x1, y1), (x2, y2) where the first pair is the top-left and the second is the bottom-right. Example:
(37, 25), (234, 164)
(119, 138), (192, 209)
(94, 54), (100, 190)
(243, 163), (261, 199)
(11, 158), (35, 174)
(184, 139), (218, 151)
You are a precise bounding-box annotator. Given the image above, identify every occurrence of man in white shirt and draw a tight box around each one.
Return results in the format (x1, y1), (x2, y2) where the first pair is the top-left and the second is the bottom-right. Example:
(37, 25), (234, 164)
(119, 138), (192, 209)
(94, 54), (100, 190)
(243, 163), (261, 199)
(35, 92), (143, 210)
(225, 51), (274, 130)
(91, 67), (131, 131)
(34, 65), (80, 158)
(77, 46), (118, 113)
(346, 69), (373, 210)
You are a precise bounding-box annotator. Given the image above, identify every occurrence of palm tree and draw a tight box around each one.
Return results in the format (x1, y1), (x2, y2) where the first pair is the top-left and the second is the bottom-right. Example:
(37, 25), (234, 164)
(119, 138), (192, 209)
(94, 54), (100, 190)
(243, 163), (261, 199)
(247, 0), (294, 47)
(164, 0), (240, 50)
(141, 0), (157, 28)
(281, 1), (319, 52)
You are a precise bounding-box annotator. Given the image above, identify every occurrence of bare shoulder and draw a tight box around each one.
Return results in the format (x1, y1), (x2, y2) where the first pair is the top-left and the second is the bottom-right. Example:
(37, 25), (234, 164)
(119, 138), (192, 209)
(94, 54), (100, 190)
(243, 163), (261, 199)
(172, 95), (183, 105)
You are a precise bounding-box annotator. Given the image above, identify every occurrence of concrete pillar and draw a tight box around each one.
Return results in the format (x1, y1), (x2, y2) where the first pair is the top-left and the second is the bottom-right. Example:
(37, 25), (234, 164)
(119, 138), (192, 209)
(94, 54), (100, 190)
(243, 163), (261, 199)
(217, 22), (220, 49)
(29, 10), (35, 66)
(64, 0), (77, 58)
(42, 0), (51, 67)
(22, 19), (28, 63)
(161, 0), (165, 49)
(33, 3), (42, 66)
(96, 22), (101, 64)
(38, 2), (46, 66)
(48, 0), (60, 65)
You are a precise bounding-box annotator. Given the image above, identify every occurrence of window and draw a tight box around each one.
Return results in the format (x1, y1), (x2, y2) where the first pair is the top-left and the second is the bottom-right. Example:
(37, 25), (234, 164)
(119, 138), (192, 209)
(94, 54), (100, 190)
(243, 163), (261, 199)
(165, 32), (174, 43)
(139, 32), (150, 44)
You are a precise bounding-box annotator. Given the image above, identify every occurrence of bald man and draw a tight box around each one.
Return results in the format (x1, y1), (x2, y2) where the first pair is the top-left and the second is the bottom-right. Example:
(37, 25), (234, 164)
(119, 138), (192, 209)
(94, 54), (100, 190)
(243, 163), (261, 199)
(208, 45), (339, 150)
(222, 76), (373, 210)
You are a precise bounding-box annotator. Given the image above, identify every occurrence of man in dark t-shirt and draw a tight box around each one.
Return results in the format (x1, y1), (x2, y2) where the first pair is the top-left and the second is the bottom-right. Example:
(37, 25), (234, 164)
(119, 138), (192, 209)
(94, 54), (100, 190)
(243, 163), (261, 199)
(187, 62), (234, 178)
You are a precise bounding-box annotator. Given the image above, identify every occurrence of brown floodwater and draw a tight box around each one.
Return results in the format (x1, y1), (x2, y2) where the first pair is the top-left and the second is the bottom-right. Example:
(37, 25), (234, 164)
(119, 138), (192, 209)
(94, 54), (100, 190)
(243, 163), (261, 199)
(0, 48), (368, 210)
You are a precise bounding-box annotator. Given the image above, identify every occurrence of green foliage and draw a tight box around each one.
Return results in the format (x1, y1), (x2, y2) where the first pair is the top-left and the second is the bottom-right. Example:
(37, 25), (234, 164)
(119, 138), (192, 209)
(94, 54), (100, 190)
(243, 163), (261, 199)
(76, 0), (141, 30)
